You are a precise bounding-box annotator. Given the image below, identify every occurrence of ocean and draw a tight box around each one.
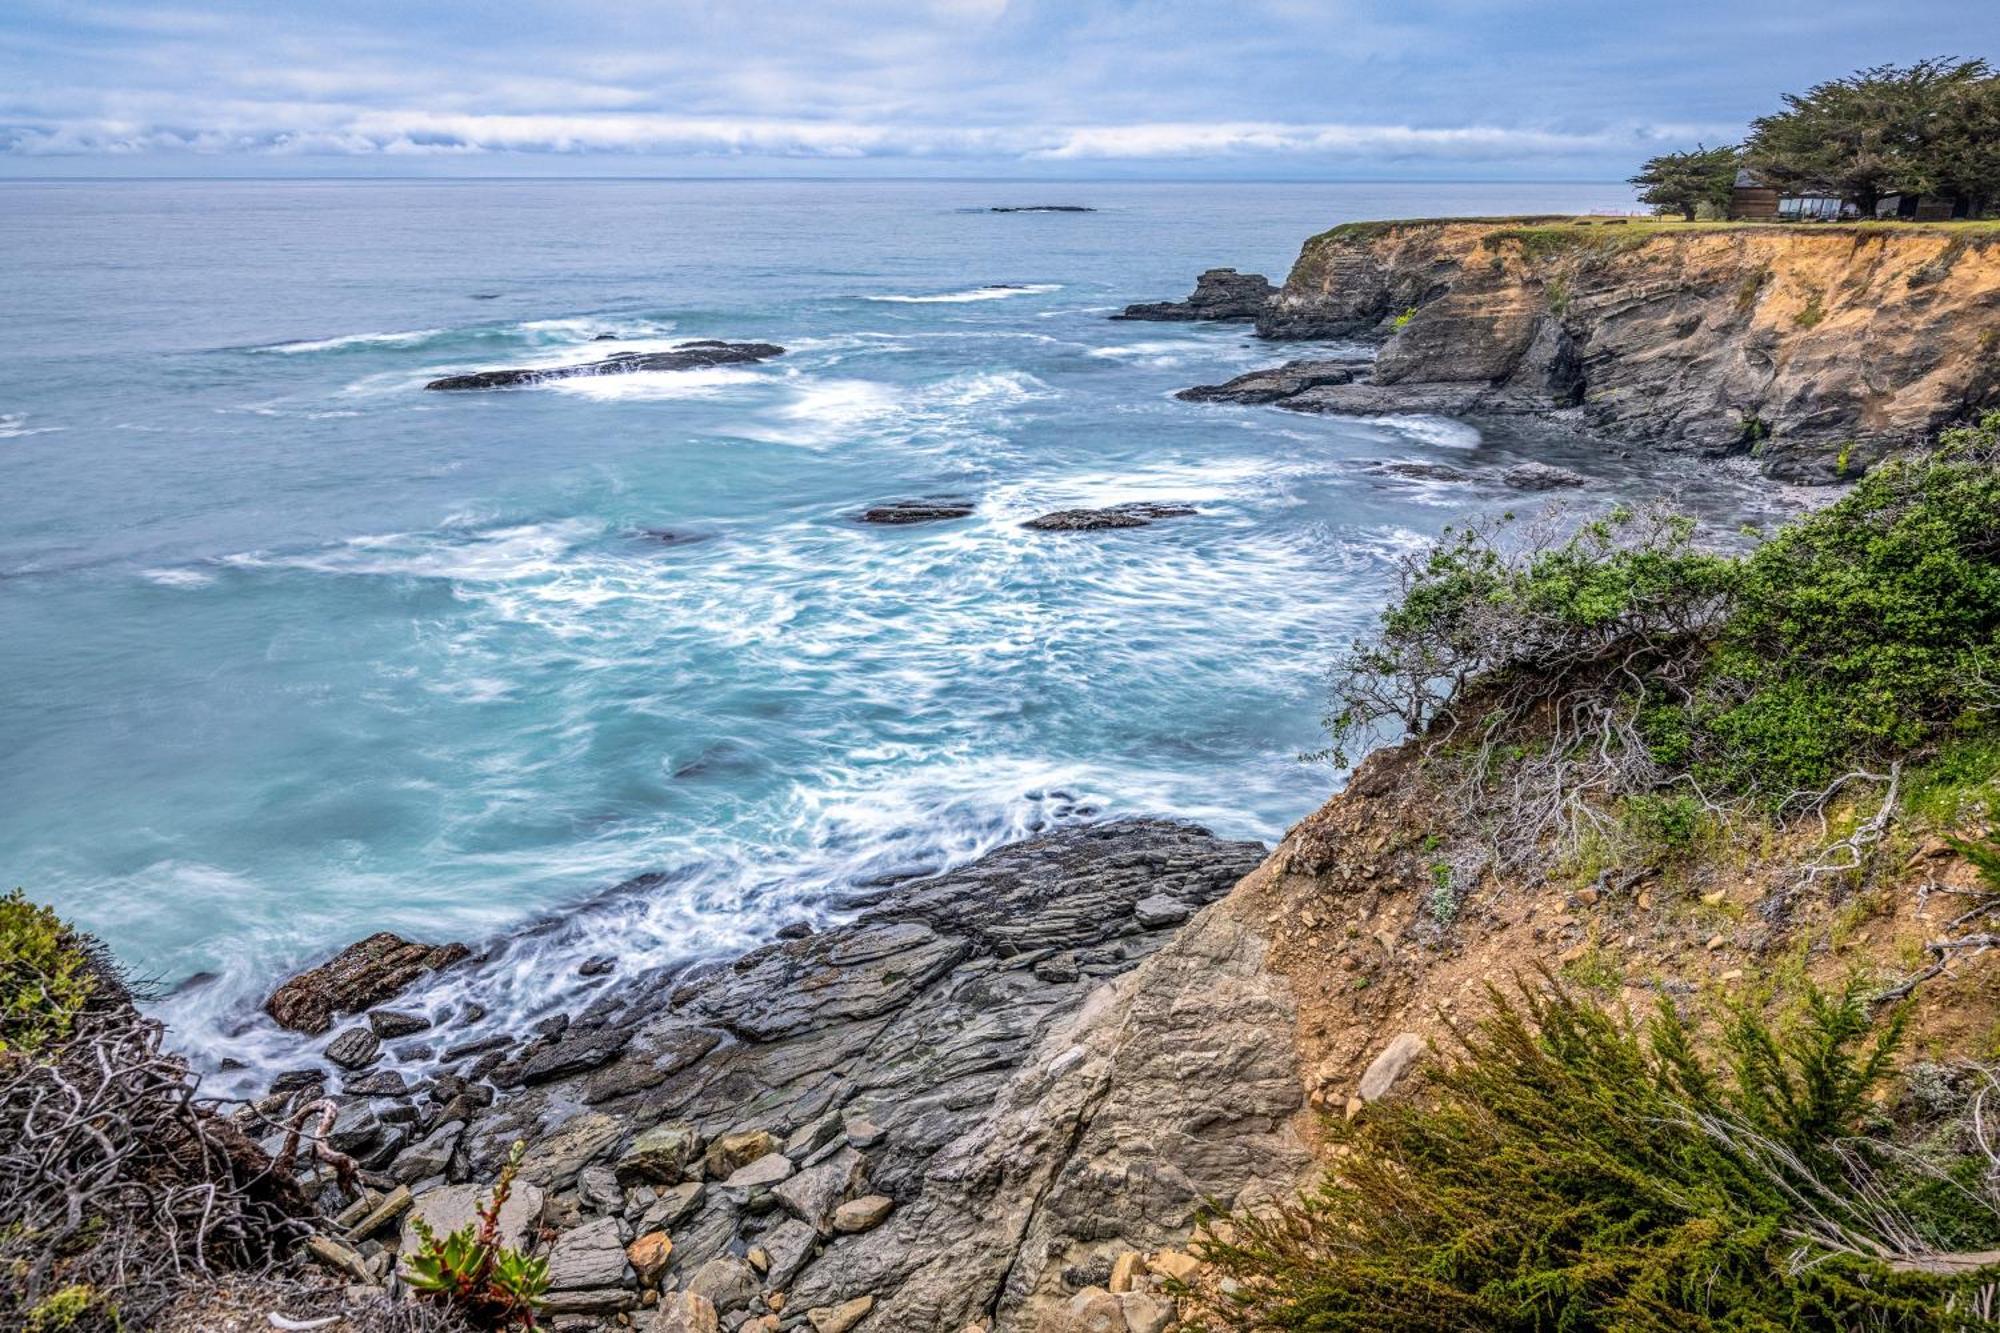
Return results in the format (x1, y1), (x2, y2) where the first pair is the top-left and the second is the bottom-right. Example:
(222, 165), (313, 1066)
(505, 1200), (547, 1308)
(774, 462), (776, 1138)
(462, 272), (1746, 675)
(0, 177), (1790, 1087)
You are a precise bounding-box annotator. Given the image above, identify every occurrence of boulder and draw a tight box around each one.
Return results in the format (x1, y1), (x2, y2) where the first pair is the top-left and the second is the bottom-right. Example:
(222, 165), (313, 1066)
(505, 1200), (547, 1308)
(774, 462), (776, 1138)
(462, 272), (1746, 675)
(831, 1195), (894, 1234)
(367, 1009), (432, 1038)
(521, 1111), (626, 1189)
(1022, 503), (1196, 532)
(1358, 1032), (1427, 1103)
(343, 1069), (411, 1098)
(426, 341), (785, 391)
(807, 1295), (876, 1333)
(723, 1152), (795, 1190)
(686, 1255), (760, 1313)
(772, 1147), (866, 1235)
(618, 1121), (702, 1185)
(265, 932), (470, 1035)
(1132, 894), (1191, 929)
(627, 1230), (673, 1286)
(702, 1129), (780, 1180)
(648, 1291), (720, 1333)
(324, 1026), (382, 1071)
(1175, 359), (1361, 404)
(545, 1215), (633, 1292)
(390, 1120), (464, 1185)
(398, 1179), (545, 1261)
(635, 1180), (705, 1231)
(1500, 461), (1588, 491)
(1114, 269), (1275, 322)
(757, 1217), (818, 1288)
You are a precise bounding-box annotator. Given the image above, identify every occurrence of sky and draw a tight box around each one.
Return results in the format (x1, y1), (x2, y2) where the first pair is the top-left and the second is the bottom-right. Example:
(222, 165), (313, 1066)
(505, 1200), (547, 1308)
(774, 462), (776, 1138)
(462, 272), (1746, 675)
(2, 0), (1994, 179)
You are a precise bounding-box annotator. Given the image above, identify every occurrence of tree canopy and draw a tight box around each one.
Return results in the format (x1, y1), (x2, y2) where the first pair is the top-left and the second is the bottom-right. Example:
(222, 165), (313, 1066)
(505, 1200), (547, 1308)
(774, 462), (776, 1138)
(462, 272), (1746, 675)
(1629, 143), (1741, 220)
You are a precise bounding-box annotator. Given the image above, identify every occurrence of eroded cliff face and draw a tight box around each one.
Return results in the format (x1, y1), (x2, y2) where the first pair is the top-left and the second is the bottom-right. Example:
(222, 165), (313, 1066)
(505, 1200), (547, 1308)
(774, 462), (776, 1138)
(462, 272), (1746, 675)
(1258, 220), (2000, 481)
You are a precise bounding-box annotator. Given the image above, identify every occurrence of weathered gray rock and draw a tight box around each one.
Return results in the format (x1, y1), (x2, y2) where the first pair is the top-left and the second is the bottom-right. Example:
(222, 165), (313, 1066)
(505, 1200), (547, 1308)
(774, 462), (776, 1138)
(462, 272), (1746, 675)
(807, 1295), (876, 1333)
(703, 1129), (780, 1178)
(368, 1008), (432, 1038)
(832, 1195), (894, 1234)
(636, 1180), (705, 1232)
(1501, 461), (1587, 491)
(398, 1179), (545, 1260)
(617, 1121), (701, 1185)
(858, 498), (977, 525)
(579, 1164), (624, 1213)
(266, 932), (470, 1035)
(1115, 269), (1274, 322)
(1132, 894), (1191, 929)
(648, 1290), (720, 1333)
(724, 1152), (795, 1189)
(426, 341), (785, 391)
(1357, 1032), (1426, 1103)
(390, 1120), (463, 1185)
(758, 1216), (819, 1289)
(521, 1111), (625, 1189)
(545, 1215), (633, 1291)
(772, 1147), (866, 1235)
(685, 1255), (760, 1313)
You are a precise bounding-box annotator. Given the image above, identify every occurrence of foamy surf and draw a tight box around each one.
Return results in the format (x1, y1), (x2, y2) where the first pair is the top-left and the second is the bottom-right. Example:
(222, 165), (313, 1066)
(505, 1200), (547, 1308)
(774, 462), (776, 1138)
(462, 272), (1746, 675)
(864, 283), (1062, 303)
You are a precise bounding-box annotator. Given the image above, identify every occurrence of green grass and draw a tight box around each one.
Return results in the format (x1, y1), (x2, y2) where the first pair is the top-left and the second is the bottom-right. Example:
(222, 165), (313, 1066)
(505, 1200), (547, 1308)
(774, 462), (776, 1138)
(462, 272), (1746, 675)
(1305, 215), (2000, 255)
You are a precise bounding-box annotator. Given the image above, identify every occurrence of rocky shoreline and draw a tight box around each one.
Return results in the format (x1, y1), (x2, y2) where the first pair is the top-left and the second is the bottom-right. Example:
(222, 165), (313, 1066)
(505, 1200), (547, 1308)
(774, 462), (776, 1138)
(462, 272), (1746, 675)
(248, 818), (1306, 1332)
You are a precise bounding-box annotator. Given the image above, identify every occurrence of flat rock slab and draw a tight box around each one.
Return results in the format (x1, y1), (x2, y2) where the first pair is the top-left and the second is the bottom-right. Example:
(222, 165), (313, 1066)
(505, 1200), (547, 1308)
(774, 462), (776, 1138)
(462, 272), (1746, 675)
(266, 932), (470, 1035)
(425, 341), (784, 391)
(858, 498), (977, 525)
(1176, 359), (1362, 404)
(1022, 503), (1196, 532)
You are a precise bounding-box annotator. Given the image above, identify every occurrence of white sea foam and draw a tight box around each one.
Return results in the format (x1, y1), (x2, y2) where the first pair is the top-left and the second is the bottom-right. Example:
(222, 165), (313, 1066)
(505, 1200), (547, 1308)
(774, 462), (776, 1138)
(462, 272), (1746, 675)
(0, 413), (66, 439)
(546, 365), (768, 401)
(864, 283), (1062, 304)
(139, 567), (216, 588)
(226, 518), (603, 584)
(1355, 415), (1484, 449)
(255, 328), (446, 354)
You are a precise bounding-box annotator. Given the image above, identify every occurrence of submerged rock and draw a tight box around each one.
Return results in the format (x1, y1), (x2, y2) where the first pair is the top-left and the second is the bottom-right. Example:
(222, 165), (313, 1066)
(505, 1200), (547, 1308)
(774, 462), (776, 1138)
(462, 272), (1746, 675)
(265, 932), (470, 1035)
(1114, 268), (1275, 322)
(856, 498), (977, 525)
(990, 205), (1095, 213)
(1022, 502), (1197, 532)
(1176, 358), (1360, 403)
(1500, 461), (1588, 491)
(424, 340), (784, 391)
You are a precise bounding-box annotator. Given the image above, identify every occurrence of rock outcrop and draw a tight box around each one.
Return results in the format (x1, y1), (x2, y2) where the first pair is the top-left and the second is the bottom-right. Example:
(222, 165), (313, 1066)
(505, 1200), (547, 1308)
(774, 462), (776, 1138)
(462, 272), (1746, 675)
(273, 819), (1308, 1331)
(1115, 269), (1275, 322)
(1022, 503), (1196, 531)
(856, 498), (977, 525)
(424, 341), (784, 391)
(1242, 219), (2000, 481)
(1173, 358), (1362, 404)
(265, 933), (471, 1035)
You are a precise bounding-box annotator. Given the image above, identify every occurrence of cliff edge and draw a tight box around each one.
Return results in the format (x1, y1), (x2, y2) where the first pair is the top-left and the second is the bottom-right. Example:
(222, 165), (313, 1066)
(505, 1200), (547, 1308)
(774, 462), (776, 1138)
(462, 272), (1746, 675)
(1252, 218), (2000, 481)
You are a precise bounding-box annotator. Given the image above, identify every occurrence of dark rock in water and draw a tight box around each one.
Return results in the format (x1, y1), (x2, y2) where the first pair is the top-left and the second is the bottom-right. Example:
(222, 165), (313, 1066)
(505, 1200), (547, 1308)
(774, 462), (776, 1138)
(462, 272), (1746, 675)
(990, 205), (1095, 213)
(325, 1026), (382, 1071)
(265, 931), (471, 1035)
(1369, 460), (1472, 483)
(591, 333), (619, 341)
(1177, 359), (1361, 404)
(1114, 268), (1275, 322)
(368, 1008), (432, 1038)
(268, 1067), (325, 1096)
(1501, 461), (1588, 491)
(345, 1068), (414, 1098)
(1022, 502), (1197, 532)
(857, 498), (976, 525)
(776, 922), (815, 940)
(425, 340), (784, 391)
(505, 1024), (634, 1087)
(640, 529), (714, 547)
(578, 955), (616, 977)
(441, 1033), (513, 1062)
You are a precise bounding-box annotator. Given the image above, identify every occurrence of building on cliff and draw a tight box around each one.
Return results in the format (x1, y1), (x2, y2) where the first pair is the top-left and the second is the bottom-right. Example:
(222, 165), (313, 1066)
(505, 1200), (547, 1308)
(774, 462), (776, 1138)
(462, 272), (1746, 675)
(1729, 167), (1974, 222)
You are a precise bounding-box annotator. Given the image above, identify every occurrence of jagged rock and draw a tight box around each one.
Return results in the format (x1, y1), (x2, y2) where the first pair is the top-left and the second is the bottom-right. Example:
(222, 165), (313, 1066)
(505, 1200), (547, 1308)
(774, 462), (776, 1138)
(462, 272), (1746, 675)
(441, 1034), (512, 1061)
(686, 1255), (760, 1313)
(807, 1296), (876, 1333)
(390, 1120), (464, 1185)
(1175, 359), (1361, 404)
(618, 1121), (702, 1185)
(832, 1194), (894, 1234)
(508, 1024), (633, 1085)
(368, 1009), (432, 1038)
(636, 1181), (706, 1231)
(579, 955), (616, 976)
(426, 341), (786, 391)
(1117, 1292), (1175, 1333)
(1022, 503), (1196, 532)
(703, 1129), (780, 1179)
(648, 1290), (720, 1333)
(858, 498), (977, 525)
(785, 1112), (846, 1160)
(343, 1069), (412, 1098)
(326, 1101), (385, 1155)
(723, 1152), (795, 1189)
(1358, 1032), (1426, 1103)
(266, 932), (470, 1035)
(627, 1230), (673, 1286)
(772, 1147), (866, 1235)
(398, 1180), (545, 1261)
(546, 1215), (633, 1291)
(579, 1164), (624, 1213)
(268, 1068), (325, 1096)
(1500, 461), (1587, 491)
(1132, 894), (1191, 929)
(1367, 460), (1471, 482)
(1147, 1249), (1199, 1282)
(324, 1027), (382, 1071)
(1114, 269), (1274, 322)
(1108, 1252), (1145, 1294)
(522, 1111), (626, 1189)
(758, 1217), (819, 1288)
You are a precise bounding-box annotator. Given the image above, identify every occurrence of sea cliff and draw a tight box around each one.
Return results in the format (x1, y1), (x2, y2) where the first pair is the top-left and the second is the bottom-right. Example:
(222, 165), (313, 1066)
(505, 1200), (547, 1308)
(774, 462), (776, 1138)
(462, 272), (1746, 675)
(1249, 218), (2000, 481)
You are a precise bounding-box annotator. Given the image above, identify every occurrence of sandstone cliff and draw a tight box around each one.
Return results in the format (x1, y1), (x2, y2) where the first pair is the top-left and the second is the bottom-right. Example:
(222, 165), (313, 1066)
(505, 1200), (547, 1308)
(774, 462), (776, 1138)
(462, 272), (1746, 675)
(1254, 219), (2000, 481)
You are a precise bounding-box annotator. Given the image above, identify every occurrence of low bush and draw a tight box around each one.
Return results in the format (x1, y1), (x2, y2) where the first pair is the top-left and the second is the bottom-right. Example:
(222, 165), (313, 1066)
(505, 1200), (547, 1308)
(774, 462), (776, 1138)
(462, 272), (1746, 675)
(1324, 414), (2000, 863)
(1194, 977), (2000, 1331)
(1, 888), (98, 1059)
(404, 1141), (549, 1330)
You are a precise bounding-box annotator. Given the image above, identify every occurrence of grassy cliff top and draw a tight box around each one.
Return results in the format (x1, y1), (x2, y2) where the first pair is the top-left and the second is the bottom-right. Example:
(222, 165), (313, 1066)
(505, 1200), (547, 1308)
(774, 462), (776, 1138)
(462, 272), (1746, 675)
(1307, 214), (2000, 249)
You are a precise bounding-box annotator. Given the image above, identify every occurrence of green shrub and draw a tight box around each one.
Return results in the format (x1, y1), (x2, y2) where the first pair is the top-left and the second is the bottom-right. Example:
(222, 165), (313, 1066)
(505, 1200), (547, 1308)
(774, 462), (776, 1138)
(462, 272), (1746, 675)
(403, 1141), (549, 1329)
(1325, 415), (2000, 826)
(0, 890), (96, 1060)
(1195, 978), (2000, 1331)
